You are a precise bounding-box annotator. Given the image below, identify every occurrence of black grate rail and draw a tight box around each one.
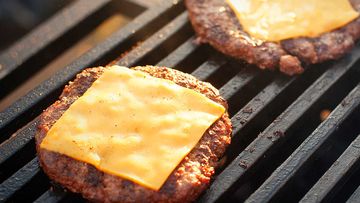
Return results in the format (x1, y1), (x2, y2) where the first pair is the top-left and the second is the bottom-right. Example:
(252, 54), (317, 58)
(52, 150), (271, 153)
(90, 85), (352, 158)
(1, 0), (360, 202)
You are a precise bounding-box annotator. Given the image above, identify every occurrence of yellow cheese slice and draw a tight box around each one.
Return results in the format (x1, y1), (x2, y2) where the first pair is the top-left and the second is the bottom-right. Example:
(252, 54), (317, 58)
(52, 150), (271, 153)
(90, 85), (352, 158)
(40, 66), (225, 190)
(226, 0), (359, 41)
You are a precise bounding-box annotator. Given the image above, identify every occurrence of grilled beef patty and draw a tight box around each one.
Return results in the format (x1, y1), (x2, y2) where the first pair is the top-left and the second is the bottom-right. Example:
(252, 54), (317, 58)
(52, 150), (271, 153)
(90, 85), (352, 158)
(35, 66), (232, 203)
(185, 0), (360, 75)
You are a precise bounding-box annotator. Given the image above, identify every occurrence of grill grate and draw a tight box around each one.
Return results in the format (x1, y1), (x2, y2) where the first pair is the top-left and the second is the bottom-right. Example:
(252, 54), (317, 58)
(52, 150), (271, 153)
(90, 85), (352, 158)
(1, 0), (360, 202)
(246, 84), (360, 203)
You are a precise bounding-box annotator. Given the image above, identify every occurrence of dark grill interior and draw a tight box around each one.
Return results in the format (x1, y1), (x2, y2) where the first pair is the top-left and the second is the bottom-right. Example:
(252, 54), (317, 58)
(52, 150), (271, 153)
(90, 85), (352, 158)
(0, 0), (360, 202)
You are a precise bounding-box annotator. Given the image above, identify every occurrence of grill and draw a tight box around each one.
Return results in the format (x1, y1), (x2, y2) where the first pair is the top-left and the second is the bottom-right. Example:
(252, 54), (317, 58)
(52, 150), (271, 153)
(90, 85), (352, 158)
(1, 0), (360, 202)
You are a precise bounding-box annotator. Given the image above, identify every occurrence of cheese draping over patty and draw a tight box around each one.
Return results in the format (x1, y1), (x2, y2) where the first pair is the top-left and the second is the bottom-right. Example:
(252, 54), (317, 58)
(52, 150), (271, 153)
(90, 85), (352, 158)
(226, 0), (359, 41)
(40, 66), (225, 190)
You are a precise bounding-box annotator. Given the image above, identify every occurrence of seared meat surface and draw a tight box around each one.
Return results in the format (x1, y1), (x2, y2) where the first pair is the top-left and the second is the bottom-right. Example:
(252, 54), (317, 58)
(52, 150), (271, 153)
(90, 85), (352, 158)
(36, 66), (232, 203)
(185, 0), (360, 75)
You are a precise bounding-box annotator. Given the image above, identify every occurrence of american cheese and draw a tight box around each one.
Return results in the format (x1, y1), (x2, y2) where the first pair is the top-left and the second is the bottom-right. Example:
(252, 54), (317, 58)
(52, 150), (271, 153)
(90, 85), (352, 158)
(40, 66), (225, 190)
(226, 0), (359, 41)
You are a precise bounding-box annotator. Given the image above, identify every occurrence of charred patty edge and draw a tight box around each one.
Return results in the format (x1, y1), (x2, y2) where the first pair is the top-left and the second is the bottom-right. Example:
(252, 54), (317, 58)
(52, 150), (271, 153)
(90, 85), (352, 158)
(185, 0), (360, 75)
(35, 66), (232, 203)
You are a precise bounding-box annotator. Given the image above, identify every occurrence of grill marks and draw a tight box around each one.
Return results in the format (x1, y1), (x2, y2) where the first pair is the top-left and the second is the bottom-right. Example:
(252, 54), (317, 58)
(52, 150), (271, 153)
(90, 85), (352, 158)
(0, 0), (360, 202)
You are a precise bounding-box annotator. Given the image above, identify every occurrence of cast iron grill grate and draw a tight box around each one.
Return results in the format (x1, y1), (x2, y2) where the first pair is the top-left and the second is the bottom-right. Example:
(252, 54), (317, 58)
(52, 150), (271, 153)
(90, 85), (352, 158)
(0, 0), (360, 202)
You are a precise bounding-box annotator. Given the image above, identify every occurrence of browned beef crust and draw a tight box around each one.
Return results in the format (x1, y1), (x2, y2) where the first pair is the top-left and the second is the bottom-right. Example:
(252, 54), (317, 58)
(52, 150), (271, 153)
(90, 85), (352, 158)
(35, 66), (232, 203)
(185, 0), (360, 75)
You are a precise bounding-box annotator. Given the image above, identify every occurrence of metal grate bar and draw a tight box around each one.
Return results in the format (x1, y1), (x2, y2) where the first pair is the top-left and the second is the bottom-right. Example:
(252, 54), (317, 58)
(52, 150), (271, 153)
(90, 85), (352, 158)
(0, 0), (112, 80)
(231, 76), (292, 136)
(347, 184), (360, 203)
(33, 188), (66, 203)
(199, 45), (360, 203)
(1, 0), (359, 202)
(125, 0), (154, 8)
(0, 4), (186, 201)
(0, 118), (38, 165)
(199, 75), (293, 203)
(0, 16), (190, 165)
(191, 54), (227, 81)
(157, 36), (199, 68)
(0, 158), (39, 202)
(301, 131), (360, 202)
(219, 68), (259, 101)
(0, 1), (180, 137)
(247, 84), (360, 203)
(116, 11), (189, 67)
(3, 56), (226, 203)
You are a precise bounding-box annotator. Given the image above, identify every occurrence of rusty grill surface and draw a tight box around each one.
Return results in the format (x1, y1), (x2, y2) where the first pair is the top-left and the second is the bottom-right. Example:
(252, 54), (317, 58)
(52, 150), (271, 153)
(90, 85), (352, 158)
(0, 0), (360, 202)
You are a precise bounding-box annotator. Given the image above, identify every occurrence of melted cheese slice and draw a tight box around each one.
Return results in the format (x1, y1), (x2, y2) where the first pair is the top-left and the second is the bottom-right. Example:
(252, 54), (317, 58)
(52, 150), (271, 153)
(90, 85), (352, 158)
(226, 0), (359, 41)
(40, 65), (225, 190)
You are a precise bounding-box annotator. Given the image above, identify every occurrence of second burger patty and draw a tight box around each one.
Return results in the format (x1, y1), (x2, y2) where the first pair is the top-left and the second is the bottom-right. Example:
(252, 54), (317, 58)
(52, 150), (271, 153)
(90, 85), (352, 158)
(36, 66), (232, 203)
(185, 0), (360, 75)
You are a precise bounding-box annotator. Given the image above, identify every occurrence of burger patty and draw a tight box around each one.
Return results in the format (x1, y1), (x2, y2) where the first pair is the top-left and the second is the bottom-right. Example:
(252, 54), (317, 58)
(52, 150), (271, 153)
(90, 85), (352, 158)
(185, 0), (360, 75)
(35, 66), (232, 203)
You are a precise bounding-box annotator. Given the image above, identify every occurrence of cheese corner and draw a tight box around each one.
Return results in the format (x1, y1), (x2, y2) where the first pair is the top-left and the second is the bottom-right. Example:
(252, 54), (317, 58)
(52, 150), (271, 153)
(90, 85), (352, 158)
(40, 65), (225, 190)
